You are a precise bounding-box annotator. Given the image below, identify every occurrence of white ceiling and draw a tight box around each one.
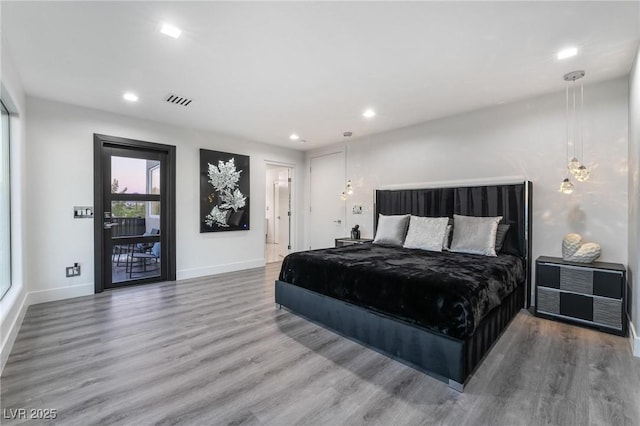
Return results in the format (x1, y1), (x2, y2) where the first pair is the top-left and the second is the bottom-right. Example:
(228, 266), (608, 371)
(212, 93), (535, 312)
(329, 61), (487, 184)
(2, 1), (639, 151)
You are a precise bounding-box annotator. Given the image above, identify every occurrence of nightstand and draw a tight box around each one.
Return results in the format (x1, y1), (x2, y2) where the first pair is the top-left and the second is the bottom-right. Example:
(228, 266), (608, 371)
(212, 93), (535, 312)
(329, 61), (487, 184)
(535, 256), (627, 336)
(335, 238), (374, 248)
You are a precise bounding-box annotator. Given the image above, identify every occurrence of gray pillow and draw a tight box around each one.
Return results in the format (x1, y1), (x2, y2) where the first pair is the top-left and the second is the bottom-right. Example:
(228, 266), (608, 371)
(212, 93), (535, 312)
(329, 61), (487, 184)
(403, 216), (449, 252)
(373, 214), (410, 246)
(495, 224), (511, 253)
(442, 224), (453, 251)
(449, 214), (502, 256)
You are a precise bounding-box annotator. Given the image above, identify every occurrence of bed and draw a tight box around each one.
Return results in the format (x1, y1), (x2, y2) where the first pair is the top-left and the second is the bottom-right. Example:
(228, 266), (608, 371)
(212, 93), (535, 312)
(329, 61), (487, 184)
(275, 182), (532, 391)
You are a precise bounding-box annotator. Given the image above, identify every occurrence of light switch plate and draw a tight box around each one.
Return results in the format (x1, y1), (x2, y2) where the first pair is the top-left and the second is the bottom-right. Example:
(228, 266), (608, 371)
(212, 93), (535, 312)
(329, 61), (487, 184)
(74, 206), (94, 218)
(352, 205), (363, 214)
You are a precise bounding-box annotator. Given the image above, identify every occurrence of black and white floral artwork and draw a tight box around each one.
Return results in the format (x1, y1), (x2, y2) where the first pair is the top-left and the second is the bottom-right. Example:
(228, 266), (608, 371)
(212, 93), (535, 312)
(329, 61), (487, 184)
(200, 149), (250, 232)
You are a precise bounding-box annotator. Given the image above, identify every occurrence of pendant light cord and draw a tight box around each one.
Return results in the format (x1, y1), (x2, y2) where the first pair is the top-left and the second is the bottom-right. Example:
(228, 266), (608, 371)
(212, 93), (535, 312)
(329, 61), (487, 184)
(565, 83), (569, 165)
(580, 80), (584, 163)
(345, 142), (348, 186)
(572, 80), (577, 160)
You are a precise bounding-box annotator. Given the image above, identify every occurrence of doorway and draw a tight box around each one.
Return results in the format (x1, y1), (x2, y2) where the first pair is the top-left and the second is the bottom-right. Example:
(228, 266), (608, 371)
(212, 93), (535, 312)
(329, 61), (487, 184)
(93, 134), (176, 292)
(265, 164), (292, 263)
(309, 152), (345, 249)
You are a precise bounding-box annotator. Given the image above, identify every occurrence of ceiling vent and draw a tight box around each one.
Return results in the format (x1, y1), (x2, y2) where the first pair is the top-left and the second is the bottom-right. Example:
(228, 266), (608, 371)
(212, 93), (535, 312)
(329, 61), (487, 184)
(165, 94), (193, 106)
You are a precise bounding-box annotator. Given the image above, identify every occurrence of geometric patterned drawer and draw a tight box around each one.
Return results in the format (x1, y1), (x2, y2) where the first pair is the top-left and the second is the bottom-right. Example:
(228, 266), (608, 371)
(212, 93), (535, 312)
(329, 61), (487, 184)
(560, 267), (593, 294)
(537, 287), (559, 314)
(593, 298), (622, 330)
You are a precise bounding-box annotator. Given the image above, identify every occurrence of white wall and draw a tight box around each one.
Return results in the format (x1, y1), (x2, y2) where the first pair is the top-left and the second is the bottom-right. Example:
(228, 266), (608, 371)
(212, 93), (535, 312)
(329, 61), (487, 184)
(0, 45), (28, 371)
(25, 97), (305, 298)
(308, 77), (629, 279)
(629, 44), (640, 354)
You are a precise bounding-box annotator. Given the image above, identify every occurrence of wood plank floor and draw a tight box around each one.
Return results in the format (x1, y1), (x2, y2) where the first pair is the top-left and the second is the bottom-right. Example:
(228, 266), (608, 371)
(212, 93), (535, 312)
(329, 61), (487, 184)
(2, 262), (639, 425)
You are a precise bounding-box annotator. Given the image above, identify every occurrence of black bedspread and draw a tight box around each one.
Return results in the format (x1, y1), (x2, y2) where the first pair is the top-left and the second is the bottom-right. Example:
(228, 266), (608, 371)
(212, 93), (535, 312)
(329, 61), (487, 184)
(279, 244), (525, 339)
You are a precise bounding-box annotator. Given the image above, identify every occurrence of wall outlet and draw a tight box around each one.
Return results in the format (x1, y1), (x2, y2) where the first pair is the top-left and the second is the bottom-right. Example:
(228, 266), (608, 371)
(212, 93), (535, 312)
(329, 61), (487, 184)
(352, 205), (363, 214)
(66, 263), (81, 277)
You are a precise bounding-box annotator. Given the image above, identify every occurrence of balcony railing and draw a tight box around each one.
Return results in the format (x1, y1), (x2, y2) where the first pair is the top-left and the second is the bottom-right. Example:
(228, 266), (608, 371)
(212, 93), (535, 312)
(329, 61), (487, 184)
(112, 217), (146, 237)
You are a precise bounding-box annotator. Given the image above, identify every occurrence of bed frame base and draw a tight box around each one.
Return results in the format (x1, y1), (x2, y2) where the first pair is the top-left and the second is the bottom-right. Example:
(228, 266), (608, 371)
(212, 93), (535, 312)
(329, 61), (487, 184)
(275, 279), (523, 391)
(448, 379), (464, 392)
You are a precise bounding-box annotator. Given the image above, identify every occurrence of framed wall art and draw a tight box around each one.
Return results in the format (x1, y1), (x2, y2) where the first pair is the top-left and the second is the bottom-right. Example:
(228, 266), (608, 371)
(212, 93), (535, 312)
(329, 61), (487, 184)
(200, 149), (250, 232)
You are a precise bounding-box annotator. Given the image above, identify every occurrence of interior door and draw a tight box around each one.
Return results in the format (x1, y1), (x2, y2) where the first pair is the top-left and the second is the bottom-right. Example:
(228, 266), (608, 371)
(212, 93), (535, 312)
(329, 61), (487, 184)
(310, 152), (345, 249)
(94, 134), (176, 292)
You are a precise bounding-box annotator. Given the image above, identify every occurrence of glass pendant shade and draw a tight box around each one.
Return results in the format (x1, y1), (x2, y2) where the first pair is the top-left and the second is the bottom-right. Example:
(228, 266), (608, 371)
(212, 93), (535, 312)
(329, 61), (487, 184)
(574, 165), (590, 182)
(559, 178), (574, 194)
(567, 157), (581, 175)
(346, 180), (354, 195)
(340, 191), (347, 201)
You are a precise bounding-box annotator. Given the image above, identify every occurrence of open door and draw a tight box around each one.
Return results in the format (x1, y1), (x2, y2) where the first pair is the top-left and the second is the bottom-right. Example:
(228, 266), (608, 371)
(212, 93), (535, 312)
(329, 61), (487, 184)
(265, 165), (293, 263)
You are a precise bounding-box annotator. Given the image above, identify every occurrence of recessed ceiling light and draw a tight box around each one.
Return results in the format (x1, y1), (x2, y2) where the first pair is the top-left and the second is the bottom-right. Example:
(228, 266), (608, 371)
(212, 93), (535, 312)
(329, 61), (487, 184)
(557, 47), (578, 60)
(160, 22), (182, 38)
(123, 92), (139, 102)
(362, 109), (376, 118)
(289, 134), (300, 141)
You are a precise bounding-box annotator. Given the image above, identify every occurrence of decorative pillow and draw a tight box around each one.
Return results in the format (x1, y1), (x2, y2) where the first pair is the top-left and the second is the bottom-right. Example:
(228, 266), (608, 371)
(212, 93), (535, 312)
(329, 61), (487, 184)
(373, 214), (410, 246)
(403, 216), (449, 252)
(442, 224), (453, 251)
(449, 214), (502, 256)
(495, 224), (511, 253)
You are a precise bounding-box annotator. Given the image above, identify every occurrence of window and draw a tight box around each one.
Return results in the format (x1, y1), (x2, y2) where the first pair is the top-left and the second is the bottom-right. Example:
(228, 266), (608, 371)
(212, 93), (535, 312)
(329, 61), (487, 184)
(0, 100), (11, 299)
(147, 164), (160, 217)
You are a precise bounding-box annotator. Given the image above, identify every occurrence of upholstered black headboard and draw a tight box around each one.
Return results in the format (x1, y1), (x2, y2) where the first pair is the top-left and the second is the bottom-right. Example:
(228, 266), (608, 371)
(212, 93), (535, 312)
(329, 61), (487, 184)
(375, 181), (533, 306)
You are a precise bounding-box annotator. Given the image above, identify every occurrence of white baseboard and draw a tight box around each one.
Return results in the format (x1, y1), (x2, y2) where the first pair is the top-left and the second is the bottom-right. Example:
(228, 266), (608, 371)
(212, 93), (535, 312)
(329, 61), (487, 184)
(177, 258), (265, 281)
(27, 282), (94, 306)
(1, 282), (93, 374)
(630, 321), (640, 357)
(0, 290), (28, 373)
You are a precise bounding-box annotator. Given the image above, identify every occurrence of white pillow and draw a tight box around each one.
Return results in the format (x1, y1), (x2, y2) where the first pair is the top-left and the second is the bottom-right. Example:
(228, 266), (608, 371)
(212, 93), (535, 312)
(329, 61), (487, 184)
(449, 214), (502, 256)
(403, 216), (449, 252)
(373, 214), (410, 246)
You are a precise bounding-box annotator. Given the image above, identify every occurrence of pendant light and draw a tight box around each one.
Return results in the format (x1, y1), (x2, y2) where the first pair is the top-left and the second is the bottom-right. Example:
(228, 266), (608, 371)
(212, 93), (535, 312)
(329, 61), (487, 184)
(560, 70), (589, 194)
(559, 178), (574, 194)
(574, 165), (590, 182)
(346, 180), (354, 195)
(340, 132), (354, 200)
(573, 76), (590, 182)
(560, 70), (591, 194)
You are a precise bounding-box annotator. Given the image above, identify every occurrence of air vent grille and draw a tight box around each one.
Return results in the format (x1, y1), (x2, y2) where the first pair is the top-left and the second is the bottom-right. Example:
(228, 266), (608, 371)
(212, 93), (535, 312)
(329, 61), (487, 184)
(165, 94), (193, 106)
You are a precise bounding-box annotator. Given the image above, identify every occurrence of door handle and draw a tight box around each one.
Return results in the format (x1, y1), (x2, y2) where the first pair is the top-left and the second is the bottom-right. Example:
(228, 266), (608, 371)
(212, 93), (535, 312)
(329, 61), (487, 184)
(333, 219), (342, 224)
(103, 222), (119, 230)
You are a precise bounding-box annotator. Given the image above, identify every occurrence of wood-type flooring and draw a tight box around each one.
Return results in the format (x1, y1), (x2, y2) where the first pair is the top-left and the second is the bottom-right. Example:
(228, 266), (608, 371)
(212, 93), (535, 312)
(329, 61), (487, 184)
(2, 262), (639, 425)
